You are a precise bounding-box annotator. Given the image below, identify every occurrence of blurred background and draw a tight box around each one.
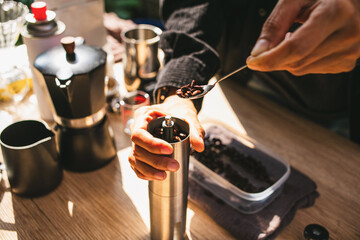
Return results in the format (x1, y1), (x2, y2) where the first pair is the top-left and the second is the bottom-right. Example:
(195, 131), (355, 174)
(15, 0), (160, 20)
(104, 0), (160, 25)
(13, 0), (162, 45)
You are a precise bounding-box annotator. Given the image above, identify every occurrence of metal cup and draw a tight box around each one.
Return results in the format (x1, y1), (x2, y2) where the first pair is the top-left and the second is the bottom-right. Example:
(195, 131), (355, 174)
(0, 120), (63, 197)
(122, 24), (162, 92)
(147, 116), (190, 240)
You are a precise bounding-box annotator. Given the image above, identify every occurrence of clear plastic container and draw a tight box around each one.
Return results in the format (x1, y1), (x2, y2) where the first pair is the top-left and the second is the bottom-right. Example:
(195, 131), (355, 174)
(189, 119), (290, 214)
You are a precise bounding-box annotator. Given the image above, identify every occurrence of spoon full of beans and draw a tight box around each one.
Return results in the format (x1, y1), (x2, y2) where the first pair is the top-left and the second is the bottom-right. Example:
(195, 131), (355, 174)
(176, 65), (248, 100)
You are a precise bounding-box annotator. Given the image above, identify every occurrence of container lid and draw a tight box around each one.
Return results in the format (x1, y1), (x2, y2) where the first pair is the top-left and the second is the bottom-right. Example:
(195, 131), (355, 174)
(189, 119), (291, 214)
(34, 36), (107, 76)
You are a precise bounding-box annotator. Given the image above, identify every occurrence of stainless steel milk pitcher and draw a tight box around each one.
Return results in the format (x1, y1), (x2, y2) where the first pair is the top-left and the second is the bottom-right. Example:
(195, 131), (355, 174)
(121, 24), (162, 92)
(0, 120), (63, 197)
(147, 116), (190, 240)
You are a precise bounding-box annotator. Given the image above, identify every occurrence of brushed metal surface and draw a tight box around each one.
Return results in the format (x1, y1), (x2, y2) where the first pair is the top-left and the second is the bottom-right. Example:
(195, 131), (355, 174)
(122, 25), (162, 91)
(149, 192), (187, 240)
(147, 117), (190, 240)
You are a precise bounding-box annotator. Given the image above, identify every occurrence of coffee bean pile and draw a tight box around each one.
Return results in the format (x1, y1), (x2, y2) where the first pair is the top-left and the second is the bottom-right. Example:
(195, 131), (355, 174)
(176, 80), (204, 98)
(191, 137), (275, 193)
(152, 124), (187, 143)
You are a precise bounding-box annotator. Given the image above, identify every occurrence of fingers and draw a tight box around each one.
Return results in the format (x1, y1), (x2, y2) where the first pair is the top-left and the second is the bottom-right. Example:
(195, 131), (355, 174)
(129, 144), (181, 181)
(133, 144), (179, 172)
(130, 107), (173, 154)
(161, 95), (205, 152)
(250, 0), (303, 57)
(130, 115), (203, 180)
(128, 151), (168, 181)
(131, 107), (165, 131)
(128, 98), (205, 180)
(286, 45), (359, 75)
(284, 22), (360, 74)
(189, 119), (205, 153)
(131, 128), (173, 155)
(129, 161), (154, 181)
(129, 106), (179, 180)
(247, 0), (360, 74)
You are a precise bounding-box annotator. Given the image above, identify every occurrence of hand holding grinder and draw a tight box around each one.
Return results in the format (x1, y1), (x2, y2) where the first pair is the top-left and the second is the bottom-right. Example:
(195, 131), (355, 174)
(147, 116), (190, 240)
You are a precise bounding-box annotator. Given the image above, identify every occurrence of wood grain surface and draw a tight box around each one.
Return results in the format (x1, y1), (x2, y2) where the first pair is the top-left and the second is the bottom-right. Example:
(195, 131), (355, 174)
(1, 73), (360, 239)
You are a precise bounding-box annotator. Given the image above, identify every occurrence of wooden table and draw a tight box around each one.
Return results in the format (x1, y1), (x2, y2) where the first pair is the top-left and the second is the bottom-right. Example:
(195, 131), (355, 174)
(1, 65), (360, 239)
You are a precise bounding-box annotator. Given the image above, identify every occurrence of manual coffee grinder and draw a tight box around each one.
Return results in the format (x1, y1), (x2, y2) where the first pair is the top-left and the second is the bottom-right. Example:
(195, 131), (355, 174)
(33, 36), (116, 172)
(147, 116), (190, 240)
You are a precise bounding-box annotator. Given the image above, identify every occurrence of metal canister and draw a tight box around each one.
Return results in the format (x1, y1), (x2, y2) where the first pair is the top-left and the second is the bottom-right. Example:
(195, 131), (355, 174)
(21, 1), (66, 121)
(121, 24), (162, 92)
(147, 116), (190, 240)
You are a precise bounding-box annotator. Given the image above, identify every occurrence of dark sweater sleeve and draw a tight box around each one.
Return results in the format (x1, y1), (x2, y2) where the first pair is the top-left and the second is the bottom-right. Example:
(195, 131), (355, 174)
(155, 0), (225, 111)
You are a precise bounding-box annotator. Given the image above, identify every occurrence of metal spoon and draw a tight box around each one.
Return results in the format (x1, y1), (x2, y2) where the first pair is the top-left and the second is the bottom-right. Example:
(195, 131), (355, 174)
(177, 65), (248, 100)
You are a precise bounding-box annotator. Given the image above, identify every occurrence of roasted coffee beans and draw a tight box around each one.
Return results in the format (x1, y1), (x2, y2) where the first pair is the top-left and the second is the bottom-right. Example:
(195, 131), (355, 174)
(191, 137), (275, 193)
(153, 124), (187, 143)
(176, 80), (204, 98)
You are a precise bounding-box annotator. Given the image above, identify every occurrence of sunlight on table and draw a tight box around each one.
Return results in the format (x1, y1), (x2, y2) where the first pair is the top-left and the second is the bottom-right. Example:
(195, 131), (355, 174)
(199, 77), (247, 136)
(0, 186), (17, 240)
(118, 147), (150, 230)
(117, 147), (197, 240)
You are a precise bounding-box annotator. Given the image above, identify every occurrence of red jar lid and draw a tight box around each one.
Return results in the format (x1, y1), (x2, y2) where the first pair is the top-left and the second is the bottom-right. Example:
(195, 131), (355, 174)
(31, 1), (47, 21)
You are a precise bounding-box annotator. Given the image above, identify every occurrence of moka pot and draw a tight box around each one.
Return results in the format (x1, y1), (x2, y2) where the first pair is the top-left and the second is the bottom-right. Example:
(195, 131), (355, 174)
(33, 37), (116, 172)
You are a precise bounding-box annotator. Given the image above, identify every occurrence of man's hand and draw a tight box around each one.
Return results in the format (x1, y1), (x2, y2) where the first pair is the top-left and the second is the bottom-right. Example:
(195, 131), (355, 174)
(103, 12), (136, 62)
(128, 95), (204, 181)
(247, 0), (360, 75)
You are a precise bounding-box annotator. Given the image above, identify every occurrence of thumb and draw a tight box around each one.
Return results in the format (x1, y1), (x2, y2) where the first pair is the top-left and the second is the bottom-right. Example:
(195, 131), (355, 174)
(189, 120), (205, 153)
(251, 0), (303, 57)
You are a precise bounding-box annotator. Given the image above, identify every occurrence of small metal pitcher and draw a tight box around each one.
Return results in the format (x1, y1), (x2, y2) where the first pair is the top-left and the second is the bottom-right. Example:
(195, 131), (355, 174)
(122, 24), (162, 91)
(0, 120), (63, 197)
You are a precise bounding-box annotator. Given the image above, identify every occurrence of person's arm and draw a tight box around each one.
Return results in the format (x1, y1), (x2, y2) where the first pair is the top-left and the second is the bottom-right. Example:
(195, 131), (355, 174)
(128, 0), (225, 181)
(247, 0), (360, 75)
(155, 0), (224, 106)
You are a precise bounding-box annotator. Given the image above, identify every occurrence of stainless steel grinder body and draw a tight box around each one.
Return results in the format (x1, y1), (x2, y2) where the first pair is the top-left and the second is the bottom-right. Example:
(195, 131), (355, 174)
(147, 116), (190, 240)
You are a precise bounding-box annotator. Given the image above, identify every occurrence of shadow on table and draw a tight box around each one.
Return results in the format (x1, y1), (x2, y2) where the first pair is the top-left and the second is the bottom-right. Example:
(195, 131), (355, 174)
(5, 154), (149, 240)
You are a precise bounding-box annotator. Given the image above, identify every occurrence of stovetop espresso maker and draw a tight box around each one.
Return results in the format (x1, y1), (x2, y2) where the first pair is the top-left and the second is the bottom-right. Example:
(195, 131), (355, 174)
(34, 36), (116, 172)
